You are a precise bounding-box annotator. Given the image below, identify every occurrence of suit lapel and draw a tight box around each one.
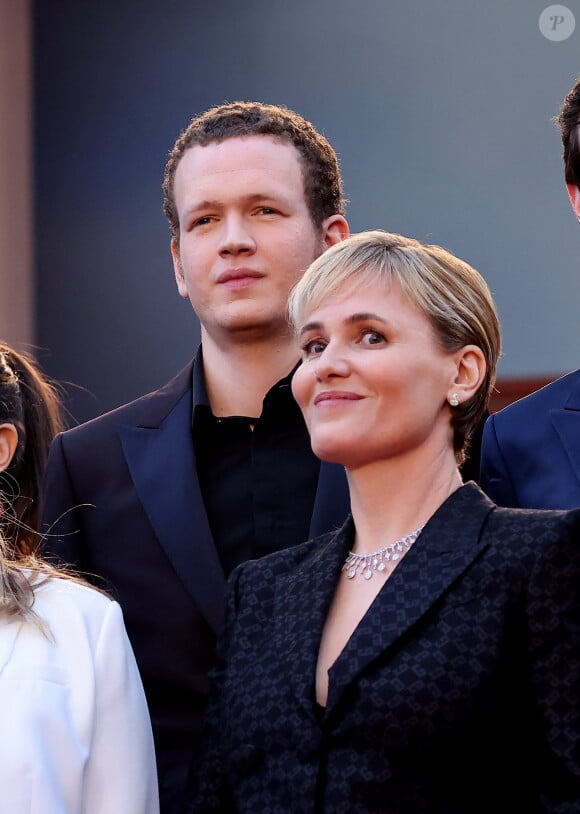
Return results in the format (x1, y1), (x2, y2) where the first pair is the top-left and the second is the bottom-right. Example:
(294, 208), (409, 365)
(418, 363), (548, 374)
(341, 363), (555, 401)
(327, 485), (494, 712)
(309, 461), (351, 538)
(118, 379), (226, 634)
(550, 376), (580, 496)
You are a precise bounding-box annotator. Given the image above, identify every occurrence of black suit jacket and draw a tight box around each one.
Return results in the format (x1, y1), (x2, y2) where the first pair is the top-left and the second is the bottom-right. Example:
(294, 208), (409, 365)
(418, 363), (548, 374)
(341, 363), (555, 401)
(41, 360), (351, 814)
(480, 369), (580, 508)
(188, 483), (580, 813)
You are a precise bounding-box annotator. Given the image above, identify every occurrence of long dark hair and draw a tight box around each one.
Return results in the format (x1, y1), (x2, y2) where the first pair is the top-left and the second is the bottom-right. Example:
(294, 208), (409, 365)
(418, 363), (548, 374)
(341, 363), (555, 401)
(0, 344), (65, 557)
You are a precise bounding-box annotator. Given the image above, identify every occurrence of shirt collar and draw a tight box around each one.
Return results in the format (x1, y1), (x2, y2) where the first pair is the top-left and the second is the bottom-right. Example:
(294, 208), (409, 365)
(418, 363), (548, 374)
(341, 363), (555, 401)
(192, 345), (210, 410)
(192, 346), (302, 423)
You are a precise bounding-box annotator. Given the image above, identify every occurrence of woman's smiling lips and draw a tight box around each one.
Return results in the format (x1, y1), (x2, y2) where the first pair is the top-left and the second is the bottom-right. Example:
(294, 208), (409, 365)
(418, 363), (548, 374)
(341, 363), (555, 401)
(313, 391), (363, 406)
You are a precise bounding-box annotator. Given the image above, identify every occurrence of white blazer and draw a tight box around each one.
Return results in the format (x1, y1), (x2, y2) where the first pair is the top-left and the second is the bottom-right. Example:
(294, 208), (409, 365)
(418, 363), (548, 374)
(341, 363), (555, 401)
(0, 577), (159, 813)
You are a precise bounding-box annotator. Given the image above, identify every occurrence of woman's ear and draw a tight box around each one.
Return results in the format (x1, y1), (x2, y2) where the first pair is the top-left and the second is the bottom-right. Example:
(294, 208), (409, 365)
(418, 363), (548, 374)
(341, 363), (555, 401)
(447, 346), (486, 405)
(0, 423), (19, 473)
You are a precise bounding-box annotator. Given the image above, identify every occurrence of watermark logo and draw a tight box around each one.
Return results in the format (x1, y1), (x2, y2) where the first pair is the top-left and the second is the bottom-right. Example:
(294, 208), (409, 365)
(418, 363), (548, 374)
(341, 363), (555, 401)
(539, 5), (576, 41)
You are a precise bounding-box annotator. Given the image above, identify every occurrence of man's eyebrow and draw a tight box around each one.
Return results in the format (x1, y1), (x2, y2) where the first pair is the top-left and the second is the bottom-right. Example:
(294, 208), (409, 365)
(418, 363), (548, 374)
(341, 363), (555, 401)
(186, 192), (289, 210)
(181, 199), (220, 217)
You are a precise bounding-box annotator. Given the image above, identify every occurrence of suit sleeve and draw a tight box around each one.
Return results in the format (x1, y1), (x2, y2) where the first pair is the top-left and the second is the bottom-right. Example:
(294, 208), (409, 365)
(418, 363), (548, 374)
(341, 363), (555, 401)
(526, 514), (580, 811)
(185, 567), (244, 813)
(479, 413), (519, 507)
(42, 433), (86, 568)
(85, 600), (160, 814)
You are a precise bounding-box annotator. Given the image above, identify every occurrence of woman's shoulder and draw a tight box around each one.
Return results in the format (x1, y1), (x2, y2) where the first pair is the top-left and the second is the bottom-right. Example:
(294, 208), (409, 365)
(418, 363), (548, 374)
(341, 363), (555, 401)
(31, 577), (120, 631)
(487, 502), (580, 536)
(0, 578), (124, 681)
(483, 502), (580, 574)
(234, 525), (348, 586)
(458, 483), (580, 540)
(238, 537), (321, 579)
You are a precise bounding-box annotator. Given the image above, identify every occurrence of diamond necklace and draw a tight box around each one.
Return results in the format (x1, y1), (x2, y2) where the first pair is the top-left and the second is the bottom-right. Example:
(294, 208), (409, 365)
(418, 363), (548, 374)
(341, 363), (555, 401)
(343, 526), (424, 581)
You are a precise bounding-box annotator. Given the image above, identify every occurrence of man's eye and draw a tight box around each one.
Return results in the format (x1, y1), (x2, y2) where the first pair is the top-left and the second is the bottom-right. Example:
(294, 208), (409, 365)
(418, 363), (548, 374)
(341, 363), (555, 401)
(193, 216), (213, 227)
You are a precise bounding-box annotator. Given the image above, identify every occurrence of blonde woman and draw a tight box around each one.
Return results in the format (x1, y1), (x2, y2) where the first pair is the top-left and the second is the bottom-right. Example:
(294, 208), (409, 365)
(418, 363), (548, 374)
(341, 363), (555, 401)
(187, 232), (580, 813)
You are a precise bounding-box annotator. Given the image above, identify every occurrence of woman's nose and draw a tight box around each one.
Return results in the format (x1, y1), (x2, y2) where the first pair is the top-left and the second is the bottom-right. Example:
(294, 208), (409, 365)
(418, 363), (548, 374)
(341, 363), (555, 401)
(314, 345), (351, 382)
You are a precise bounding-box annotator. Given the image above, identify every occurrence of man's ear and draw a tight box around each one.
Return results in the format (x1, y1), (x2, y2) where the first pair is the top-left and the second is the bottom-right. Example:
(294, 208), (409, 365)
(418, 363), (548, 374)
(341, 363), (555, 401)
(0, 424), (18, 473)
(171, 239), (188, 300)
(447, 346), (486, 404)
(321, 215), (349, 248)
(566, 184), (580, 220)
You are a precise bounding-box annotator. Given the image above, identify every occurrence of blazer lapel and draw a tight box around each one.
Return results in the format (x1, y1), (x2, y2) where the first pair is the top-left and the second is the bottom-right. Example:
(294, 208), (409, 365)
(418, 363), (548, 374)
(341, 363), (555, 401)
(326, 484), (495, 713)
(274, 520), (353, 719)
(118, 384), (226, 634)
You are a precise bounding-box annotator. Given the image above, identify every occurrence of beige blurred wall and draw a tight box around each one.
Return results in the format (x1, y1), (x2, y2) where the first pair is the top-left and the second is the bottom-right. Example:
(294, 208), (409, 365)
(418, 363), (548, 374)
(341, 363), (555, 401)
(0, 0), (33, 349)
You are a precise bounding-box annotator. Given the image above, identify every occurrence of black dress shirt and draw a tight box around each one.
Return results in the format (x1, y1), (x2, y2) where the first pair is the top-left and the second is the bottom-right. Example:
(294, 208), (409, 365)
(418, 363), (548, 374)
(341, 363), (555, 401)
(192, 348), (320, 577)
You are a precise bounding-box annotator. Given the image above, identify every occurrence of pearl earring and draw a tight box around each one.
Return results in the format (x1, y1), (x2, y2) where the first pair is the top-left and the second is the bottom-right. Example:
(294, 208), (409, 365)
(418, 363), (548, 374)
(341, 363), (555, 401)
(448, 393), (459, 407)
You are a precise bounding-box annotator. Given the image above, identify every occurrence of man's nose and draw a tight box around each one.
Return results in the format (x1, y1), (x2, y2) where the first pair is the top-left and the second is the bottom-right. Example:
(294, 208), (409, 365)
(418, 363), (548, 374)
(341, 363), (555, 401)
(218, 216), (256, 256)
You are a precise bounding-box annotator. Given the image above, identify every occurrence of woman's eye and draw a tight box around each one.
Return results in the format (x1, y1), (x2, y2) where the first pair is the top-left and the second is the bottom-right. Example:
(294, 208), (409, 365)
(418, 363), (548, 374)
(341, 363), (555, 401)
(361, 330), (385, 346)
(301, 339), (326, 357)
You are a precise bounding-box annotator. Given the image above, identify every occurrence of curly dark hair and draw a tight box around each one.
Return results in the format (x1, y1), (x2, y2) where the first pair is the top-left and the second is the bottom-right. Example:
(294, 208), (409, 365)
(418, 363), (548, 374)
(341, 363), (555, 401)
(162, 101), (346, 241)
(556, 78), (580, 185)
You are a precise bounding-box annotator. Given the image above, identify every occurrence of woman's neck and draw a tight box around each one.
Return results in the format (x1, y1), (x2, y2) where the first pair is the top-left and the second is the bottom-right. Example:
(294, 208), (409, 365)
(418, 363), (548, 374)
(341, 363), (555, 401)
(346, 451), (463, 554)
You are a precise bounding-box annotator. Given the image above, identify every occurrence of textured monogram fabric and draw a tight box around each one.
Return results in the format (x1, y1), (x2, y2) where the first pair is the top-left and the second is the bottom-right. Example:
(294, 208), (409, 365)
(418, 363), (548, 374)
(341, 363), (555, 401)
(187, 483), (580, 813)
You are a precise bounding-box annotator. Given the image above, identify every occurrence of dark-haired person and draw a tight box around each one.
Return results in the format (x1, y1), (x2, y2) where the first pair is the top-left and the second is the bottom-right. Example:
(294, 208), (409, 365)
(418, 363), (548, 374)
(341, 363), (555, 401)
(41, 101), (351, 813)
(0, 343), (64, 555)
(187, 231), (580, 813)
(0, 344), (159, 813)
(480, 78), (580, 508)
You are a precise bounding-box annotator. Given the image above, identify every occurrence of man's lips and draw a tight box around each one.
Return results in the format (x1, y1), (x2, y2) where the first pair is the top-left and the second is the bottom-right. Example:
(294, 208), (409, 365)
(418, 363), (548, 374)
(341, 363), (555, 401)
(313, 391), (363, 406)
(217, 268), (264, 287)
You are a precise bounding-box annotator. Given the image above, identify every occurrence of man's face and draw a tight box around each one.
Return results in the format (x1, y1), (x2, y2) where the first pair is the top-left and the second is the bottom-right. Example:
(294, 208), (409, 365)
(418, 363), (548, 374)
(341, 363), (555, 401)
(171, 135), (346, 344)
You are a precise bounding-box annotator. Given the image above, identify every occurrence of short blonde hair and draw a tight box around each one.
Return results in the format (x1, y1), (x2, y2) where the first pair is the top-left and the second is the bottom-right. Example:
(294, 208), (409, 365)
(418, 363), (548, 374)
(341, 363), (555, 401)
(288, 230), (501, 463)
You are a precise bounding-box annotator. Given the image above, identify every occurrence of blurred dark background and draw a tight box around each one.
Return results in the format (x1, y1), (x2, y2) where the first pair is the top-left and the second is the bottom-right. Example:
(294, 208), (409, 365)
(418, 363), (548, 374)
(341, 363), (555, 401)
(31, 0), (580, 424)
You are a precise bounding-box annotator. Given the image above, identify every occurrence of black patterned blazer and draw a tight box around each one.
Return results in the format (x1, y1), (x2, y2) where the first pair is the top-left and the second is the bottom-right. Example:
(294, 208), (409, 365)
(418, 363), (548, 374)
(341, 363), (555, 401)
(187, 483), (580, 814)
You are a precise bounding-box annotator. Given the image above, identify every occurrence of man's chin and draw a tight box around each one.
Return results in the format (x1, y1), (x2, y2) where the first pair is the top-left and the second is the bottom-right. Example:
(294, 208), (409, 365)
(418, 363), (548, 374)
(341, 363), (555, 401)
(214, 313), (289, 341)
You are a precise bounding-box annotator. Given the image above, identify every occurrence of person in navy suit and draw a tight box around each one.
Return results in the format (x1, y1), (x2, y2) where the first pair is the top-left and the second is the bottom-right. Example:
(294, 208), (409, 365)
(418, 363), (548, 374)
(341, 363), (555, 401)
(186, 231), (580, 813)
(41, 102), (351, 814)
(479, 78), (580, 508)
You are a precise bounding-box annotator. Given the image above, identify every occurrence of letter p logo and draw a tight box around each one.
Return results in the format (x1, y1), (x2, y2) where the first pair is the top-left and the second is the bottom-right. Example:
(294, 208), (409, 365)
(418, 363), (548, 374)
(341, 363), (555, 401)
(539, 5), (575, 40)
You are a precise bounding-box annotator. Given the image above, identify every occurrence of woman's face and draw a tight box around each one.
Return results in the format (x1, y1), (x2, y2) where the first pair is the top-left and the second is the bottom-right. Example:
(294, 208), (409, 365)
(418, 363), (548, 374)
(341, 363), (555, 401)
(291, 279), (461, 471)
